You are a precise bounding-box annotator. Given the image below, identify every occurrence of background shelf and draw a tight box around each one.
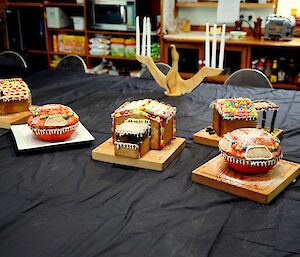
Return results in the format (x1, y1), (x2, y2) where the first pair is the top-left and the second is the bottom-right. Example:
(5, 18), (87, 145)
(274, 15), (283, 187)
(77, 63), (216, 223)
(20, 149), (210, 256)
(176, 2), (274, 9)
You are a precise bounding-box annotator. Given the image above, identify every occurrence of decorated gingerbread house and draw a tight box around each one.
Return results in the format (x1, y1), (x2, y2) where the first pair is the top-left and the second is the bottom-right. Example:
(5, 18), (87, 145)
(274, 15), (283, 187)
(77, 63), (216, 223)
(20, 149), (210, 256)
(211, 98), (258, 137)
(111, 99), (176, 151)
(0, 78), (31, 114)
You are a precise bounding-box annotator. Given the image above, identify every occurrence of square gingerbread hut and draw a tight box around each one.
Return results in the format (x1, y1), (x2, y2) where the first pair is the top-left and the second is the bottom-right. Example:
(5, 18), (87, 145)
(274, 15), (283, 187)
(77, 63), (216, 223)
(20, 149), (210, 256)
(211, 98), (258, 137)
(111, 99), (176, 150)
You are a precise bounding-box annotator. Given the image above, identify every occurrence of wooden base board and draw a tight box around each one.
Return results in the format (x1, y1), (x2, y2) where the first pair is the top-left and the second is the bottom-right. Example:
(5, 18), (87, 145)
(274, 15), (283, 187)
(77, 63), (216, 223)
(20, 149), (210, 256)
(92, 137), (186, 171)
(193, 126), (283, 148)
(0, 110), (31, 129)
(192, 154), (300, 204)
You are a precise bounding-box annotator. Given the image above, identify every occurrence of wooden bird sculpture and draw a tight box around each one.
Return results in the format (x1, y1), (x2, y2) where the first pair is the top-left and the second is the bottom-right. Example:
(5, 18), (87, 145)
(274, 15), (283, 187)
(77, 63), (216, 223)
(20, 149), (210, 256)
(137, 44), (222, 96)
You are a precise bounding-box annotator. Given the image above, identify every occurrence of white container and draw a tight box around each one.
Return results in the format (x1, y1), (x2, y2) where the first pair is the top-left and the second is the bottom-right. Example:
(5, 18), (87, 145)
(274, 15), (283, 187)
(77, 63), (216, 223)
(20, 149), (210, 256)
(46, 7), (70, 28)
(71, 16), (84, 30)
(230, 31), (247, 40)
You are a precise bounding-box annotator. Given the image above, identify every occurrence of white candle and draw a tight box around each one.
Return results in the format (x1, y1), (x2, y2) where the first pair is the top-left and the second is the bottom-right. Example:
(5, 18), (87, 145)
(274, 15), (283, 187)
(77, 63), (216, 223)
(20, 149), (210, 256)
(135, 16), (140, 56)
(218, 24), (226, 69)
(147, 17), (151, 57)
(211, 24), (217, 68)
(141, 17), (147, 56)
(205, 22), (210, 67)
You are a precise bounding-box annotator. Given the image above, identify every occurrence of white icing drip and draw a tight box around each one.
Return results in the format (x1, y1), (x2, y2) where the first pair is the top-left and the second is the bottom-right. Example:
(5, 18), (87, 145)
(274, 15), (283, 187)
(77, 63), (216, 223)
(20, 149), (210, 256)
(256, 107), (278, 112)
(116, 119), (150, 137)
(1, 97), (28, 102)
(30, 123), (79, 135)
(220, 150), (282, 167)
(114, 142), (139, 150)
(222, 117), (257, 121)
(126, 118), (150, 124)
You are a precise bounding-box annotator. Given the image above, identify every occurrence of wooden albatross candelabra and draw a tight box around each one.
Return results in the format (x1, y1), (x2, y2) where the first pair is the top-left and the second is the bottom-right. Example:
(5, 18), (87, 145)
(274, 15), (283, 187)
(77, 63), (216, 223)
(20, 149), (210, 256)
(136, 17), (226, 97)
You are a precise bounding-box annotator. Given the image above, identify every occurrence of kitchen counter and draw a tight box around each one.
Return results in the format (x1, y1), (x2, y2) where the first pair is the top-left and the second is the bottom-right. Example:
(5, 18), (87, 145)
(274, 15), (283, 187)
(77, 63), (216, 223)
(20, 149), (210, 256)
(163, 31), (300, 47)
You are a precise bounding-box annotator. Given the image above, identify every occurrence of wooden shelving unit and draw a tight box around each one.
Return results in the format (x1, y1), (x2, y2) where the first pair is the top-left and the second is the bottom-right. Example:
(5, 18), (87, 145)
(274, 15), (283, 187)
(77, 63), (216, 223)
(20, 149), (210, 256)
(88, 55), (137, 61)
(47, 28), (85, 33)
(273, 84), (300, 90)
(26, 49), (48, 54)
(42, 0), (88, 68)
(176, 2), (274, 9)
(165, 0), (300, 90)
(87, 30), (137, 36)
(2, 0), (162, 74)
(163, 34), (300, 89)
(44, 2), (84, 7)
(6, 2), (43, 7)
(48, 51), (85, 56)
(3, 0), (299, 90)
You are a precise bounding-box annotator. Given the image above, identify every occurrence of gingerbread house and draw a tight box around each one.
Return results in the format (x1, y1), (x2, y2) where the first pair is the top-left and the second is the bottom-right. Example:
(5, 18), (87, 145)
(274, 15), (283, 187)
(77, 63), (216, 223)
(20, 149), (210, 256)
(111, 99), (176, 150)
(211, 98), (258, 137)
(0, 78), (31, 114)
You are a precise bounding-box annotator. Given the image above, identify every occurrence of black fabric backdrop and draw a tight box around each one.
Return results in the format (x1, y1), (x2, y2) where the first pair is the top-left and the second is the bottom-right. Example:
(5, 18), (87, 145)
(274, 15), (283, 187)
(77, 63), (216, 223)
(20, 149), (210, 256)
(0, 70), (300, 257)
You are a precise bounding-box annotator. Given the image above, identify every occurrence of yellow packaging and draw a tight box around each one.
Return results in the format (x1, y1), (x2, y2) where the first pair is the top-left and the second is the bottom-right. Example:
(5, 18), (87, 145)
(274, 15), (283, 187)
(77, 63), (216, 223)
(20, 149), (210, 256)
(53, 35), (58, 52)
(111, 38), (124, 44)
(62, 35), (85, 55)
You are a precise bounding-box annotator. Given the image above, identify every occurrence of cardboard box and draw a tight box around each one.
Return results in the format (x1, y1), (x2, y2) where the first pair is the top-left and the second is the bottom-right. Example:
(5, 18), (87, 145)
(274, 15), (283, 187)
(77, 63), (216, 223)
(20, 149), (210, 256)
(62, 35), (85, 55)
(46, 7), (70, 29)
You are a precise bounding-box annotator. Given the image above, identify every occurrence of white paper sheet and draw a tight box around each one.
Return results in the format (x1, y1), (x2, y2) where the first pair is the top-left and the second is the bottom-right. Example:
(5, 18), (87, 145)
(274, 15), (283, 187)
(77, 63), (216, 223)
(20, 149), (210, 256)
(217, 0), (240, 23)
(11, 122), (95, 151)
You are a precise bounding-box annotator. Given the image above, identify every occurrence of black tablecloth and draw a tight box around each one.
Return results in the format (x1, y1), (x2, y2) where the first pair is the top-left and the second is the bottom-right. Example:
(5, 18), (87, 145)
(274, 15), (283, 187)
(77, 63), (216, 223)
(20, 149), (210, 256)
(1, 70), (300, 257)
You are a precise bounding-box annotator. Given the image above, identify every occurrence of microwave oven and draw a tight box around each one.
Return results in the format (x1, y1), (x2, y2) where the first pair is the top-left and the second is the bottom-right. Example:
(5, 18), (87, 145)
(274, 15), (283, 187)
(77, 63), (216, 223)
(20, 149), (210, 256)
(91, 0), (136, 31)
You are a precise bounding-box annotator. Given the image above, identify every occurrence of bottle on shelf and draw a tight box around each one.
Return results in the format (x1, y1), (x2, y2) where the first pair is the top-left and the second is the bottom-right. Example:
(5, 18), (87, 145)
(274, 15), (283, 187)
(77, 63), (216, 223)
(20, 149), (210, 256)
(257, 58), (264, 73)
(285, 58), (296, 84)
(277, 57), (286, 83)
(295, 72), (300, 86)
(251, 59), (258, 69)
(270, 59), (278, 83)
(264, 58), (271, 78)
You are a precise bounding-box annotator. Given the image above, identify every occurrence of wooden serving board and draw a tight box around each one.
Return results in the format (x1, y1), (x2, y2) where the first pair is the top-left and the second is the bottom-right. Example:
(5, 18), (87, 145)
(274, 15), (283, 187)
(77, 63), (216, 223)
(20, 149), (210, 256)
(193, 126), (283, 148)
(92, 137), (186, 171)
(0, 110), (31, 129)
(192, 154), (300, 204)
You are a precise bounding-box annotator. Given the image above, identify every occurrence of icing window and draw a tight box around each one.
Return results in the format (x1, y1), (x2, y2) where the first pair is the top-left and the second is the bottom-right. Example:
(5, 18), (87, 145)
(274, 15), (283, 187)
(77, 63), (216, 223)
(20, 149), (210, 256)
(45, 116), (68, 127)
(245, 146), (272, 160)
(219, 137), (231, 152)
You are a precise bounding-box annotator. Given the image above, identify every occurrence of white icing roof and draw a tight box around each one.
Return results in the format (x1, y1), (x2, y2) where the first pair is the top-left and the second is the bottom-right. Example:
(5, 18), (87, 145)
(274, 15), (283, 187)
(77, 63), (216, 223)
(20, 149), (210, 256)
(116, 120), (150, 136)
(0, 78), (30, 102)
